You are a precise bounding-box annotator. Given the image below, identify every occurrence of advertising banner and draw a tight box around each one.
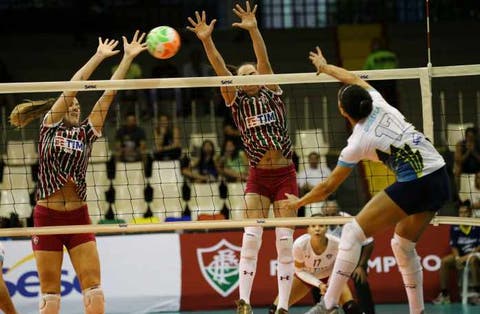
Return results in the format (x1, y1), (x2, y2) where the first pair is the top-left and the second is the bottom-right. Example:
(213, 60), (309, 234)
(180, 225), (453, 310)
(2, 233), (182, 314)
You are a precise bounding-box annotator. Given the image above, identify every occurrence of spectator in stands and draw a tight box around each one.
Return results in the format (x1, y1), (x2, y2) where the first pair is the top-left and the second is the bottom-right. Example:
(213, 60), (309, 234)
(319, 200), (376, 314)
(114, 112), (147, 163)
(0, 243), (18, 314)
(218, 138), (248, 182)
(181, 139), (219, 183)
(153, 114), (182, 161)
(297, 152), (332, 198)
(433, 200), (480, 305)
(363, 37), (399, 109)
(9, 31), (147, 314)
(454, 127), (480, 193)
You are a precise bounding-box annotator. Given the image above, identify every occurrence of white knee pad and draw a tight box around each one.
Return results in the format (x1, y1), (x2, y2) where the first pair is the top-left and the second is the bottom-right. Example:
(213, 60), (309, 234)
(39, 294), (60, 314)
(275, 227), (294, 264)
(83, 287), (105, 314)
(391, 233), (422, 275)
(241, 226), (263, 260)
(339, 220), (367, 251)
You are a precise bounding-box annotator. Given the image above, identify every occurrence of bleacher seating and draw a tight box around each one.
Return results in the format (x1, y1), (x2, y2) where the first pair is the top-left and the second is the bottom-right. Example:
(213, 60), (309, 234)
(90, 138), (111, 164)
(295, 129), (329, 165)
(113, 162), (147, 220)
(1, 165), (36, 191)
(150, 183), (185, 220)
(0, 189), (32, 219)
(226, 182), (247, 220)
(189, 183), (225, 221)
(150, 160), (183, 184)
(3, 140), (38, 166)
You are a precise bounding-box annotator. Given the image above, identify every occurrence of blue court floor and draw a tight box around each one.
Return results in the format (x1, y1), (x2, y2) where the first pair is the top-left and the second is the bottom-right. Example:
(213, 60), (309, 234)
(170, 303), (479, 313)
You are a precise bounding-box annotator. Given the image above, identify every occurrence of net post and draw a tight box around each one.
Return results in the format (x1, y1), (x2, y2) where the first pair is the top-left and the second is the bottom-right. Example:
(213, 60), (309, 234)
(419, 67), (434, 143)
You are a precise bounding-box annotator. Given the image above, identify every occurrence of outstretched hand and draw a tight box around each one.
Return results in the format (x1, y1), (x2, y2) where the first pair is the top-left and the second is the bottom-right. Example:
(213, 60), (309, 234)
(96, 37), (120, 58)
(187, 11), (217, 41)
(232, 1), (258, 31)
(278, 193), (300, 212)
(309, 46), (328, 75)
(122, 30), (148, 59)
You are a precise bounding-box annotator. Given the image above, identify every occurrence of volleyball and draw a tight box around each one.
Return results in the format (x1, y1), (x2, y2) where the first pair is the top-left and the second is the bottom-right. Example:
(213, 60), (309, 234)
(146, 26), (181, 59)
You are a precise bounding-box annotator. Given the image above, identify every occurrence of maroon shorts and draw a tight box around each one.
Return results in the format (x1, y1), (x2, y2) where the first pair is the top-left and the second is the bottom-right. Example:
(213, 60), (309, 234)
(32, 205), (96, 251)
(245, 164), (298, 202)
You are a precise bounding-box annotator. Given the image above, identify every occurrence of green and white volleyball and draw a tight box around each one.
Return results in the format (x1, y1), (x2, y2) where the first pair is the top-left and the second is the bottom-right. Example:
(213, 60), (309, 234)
(146, 26), (181, 59)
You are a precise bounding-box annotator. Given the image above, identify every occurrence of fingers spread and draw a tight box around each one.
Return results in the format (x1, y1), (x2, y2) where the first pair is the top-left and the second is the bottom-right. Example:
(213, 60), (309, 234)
(187, 16), (197, 26)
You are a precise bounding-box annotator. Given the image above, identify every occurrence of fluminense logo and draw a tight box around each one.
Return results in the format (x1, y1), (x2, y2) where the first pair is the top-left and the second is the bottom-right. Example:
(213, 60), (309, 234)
(196, 239), (241, 297)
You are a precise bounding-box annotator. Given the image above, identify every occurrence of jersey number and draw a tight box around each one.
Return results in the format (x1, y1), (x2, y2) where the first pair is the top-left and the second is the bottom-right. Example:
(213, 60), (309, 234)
(375, 113), (405, 141)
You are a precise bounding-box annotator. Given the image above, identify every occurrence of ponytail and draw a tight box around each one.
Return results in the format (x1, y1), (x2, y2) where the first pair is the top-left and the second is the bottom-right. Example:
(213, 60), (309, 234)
(9, 98), (55, 128)
(339, 84), (373, 121)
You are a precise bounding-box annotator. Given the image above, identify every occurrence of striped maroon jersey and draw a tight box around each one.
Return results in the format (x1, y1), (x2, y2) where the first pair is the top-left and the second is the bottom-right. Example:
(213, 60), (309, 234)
(37, 117), (100, 201)
(228, 86), (292, 166)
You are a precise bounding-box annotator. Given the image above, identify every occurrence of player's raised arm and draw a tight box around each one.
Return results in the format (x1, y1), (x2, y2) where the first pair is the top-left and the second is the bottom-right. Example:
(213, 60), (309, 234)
(232, 1), (279, 91)
(187, 10), (236, 104)
(45, 37), (120, 126)
(89, 30), (147, 133)
(309, 46), (372, 91)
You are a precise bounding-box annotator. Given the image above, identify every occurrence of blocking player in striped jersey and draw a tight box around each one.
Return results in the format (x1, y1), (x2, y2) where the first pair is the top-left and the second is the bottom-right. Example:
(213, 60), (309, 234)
(9, 31), (147, 314)
(187, 2), (297, 313)
(269, 218), (362, 314)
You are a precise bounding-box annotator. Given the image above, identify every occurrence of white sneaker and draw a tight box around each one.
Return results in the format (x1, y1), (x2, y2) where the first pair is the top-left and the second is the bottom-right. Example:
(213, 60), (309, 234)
(304, 299), (339, 314)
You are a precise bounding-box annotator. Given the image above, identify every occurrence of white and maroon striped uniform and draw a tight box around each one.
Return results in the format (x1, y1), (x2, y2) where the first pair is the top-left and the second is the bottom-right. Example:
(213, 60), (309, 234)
(228, 86), (292, 166)
(37, 117), (100, 201)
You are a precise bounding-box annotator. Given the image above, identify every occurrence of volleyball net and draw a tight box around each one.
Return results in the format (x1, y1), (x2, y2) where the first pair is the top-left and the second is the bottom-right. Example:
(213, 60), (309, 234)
(1, 64), (480, 237)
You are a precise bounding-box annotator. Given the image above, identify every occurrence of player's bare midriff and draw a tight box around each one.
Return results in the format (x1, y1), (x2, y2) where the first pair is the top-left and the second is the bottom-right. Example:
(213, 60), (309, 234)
(256, 149), (292, 169)
(37, 179), (86, 211)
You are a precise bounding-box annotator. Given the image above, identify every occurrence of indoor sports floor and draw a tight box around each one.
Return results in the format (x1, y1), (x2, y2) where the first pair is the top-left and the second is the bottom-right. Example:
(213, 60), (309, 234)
(171, 303), (479, 313)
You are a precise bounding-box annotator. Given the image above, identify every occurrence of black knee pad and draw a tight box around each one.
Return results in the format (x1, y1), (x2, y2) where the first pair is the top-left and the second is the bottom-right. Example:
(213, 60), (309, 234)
(343, 300), (362, 314)
(268, 303), (277, 314)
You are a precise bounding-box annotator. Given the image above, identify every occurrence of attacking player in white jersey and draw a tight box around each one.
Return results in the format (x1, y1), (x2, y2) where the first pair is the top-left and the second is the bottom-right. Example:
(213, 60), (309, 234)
(269, 217), (362, 314)
(280, 47), (450, 314)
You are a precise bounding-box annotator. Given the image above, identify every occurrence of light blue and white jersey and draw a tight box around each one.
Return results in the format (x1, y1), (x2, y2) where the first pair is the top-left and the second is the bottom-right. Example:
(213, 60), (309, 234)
(338, 89), (445, 182)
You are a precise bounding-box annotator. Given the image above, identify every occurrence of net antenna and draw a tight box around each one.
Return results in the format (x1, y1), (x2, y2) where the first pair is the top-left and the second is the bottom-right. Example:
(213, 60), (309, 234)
(425, 0), (432, 68)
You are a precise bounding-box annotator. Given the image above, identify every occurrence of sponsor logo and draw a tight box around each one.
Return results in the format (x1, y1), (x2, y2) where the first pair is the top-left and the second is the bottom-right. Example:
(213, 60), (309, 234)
(55, 136), (84, 153)
(368, 255), (441, 273)
(84, 85), (97, 89)
(245, 111), (276, 129)
(4, 252), (81, 298)
(221, 80), (233, 85)
(197, 239), (241, 297)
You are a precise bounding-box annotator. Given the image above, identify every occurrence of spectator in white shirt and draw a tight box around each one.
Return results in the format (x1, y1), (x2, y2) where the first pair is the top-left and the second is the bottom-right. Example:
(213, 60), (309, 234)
(297, 152), (332, 196)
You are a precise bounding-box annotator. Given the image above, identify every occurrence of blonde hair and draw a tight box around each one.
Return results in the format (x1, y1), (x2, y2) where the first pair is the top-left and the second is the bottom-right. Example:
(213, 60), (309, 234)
(9, 98), (56, 128)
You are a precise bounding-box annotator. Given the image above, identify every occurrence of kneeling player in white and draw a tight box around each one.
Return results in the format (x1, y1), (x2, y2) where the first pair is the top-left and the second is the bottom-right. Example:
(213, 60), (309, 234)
(269, 222), (362, 314)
